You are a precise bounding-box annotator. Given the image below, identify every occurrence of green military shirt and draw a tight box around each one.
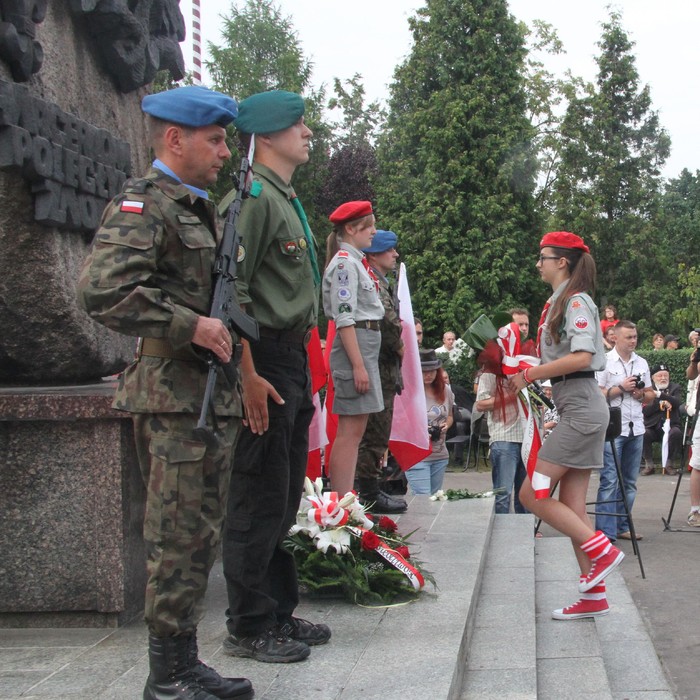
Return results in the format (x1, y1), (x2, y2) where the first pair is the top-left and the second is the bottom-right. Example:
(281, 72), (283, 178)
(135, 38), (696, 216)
(78, 167), (242, 416)
(233, 163), (318, 332)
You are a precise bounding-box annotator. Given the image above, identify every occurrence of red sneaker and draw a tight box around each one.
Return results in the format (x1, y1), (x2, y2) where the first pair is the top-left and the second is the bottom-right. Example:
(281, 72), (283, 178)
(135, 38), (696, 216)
(579, 546), (624, 592)
(552, 596), (609, 620)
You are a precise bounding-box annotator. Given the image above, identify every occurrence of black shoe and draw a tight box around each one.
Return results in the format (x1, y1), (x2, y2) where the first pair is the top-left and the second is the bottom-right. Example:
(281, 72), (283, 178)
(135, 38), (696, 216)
(222, 628), (309, 663)
(144, 634), (220, 700)
(187, 632), (253, 699)
(357, 478), (408, 513)
(277, 617), (331, 646)
(365, 490), (408, 514)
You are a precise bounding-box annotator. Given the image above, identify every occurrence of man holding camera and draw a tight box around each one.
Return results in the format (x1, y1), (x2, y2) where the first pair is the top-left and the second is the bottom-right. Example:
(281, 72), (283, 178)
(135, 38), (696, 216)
(595, 321), (654, 541)
(641, 363), (683, 476)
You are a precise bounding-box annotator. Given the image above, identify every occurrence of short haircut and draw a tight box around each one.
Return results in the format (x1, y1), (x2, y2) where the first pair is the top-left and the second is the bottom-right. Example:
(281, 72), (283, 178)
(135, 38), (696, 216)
(614, 320), (636, 331)
(509, 307), (529, 318)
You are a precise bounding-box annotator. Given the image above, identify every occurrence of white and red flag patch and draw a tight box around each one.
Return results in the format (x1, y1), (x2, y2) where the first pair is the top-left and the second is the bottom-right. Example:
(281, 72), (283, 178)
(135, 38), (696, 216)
(120, 200), (144, 214)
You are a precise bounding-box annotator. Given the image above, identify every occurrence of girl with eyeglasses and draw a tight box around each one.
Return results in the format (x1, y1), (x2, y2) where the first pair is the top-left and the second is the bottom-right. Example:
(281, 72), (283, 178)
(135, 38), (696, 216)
(509, 231), (623, 621)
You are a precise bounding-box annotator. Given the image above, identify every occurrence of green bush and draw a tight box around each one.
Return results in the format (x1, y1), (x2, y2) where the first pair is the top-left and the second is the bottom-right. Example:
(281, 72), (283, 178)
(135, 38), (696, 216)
(635, 349), (692, 386)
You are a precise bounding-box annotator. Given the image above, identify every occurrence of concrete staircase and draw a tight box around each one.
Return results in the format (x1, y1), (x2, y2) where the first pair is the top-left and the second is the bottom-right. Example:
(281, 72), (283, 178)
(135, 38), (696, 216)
(460, 515), (674, 700)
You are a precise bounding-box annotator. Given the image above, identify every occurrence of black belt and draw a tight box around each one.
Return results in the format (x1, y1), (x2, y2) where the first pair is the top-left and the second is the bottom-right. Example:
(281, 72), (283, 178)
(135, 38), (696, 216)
(355, 320), (380, 331)
(550, 371), (595, 385)
(258, 326), (311, 346)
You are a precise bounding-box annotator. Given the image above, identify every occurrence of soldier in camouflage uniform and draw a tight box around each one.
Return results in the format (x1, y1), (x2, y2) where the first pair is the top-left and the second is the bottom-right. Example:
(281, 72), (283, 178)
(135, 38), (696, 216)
(355, 230), (408, 513)
(78, 86), (253, 700)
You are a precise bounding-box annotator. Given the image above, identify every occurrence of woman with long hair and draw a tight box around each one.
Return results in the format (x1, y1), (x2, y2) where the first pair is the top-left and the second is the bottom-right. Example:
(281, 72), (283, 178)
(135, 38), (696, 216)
(323, 201), (385, 495)
(405, 350), (454, 496)
(510, 231), (623, 620)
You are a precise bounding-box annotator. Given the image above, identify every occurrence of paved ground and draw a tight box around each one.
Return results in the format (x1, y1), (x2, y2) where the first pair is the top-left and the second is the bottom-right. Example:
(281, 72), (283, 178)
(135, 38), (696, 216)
(1, 461), (697, 699)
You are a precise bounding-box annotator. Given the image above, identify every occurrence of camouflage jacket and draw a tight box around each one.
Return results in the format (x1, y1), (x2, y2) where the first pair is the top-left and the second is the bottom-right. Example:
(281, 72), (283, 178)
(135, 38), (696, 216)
(375, 269), (404, 389)
(78, 167), (241, 416)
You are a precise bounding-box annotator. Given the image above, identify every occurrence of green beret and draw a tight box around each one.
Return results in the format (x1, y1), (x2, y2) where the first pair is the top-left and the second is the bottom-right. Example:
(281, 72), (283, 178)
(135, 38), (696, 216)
(142, 86), (238, 127)
(234, 90), (305, 134)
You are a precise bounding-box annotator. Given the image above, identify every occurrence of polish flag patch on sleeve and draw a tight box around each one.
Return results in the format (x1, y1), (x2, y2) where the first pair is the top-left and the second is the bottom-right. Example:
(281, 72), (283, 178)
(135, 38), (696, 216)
(120, 200), (144, 214)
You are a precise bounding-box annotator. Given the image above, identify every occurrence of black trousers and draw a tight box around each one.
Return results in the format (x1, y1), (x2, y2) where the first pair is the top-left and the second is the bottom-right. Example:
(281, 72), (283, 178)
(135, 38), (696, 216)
(222, 336), (314, 636)
(643, 424), (682, 466)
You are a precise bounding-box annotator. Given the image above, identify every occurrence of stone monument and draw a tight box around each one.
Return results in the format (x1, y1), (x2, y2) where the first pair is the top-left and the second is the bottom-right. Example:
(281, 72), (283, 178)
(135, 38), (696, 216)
(0, 0), (186, 627)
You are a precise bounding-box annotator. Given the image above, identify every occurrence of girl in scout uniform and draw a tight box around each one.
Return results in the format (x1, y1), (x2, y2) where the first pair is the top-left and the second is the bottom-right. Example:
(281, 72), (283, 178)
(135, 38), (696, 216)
(323, 201), (385, 495)
(510, 231), (624, 620)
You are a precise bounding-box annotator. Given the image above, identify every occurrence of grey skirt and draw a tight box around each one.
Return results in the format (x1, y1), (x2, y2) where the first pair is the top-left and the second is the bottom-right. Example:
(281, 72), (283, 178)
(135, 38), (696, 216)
(538, 377), (608, 469)
(330, 327), (384, 416)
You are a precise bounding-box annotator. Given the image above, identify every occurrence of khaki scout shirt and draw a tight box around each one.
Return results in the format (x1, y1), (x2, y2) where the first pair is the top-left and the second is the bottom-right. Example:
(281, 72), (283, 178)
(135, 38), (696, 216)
(322, 242), (384, 328)
(233, 163), (318, 332)
(540, 281), (606, 371)
(78, 167), (241, 416)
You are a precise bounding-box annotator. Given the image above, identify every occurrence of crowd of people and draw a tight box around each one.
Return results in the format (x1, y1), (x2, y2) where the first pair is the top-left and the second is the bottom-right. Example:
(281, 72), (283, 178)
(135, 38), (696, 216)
(76, 84), (697, 698)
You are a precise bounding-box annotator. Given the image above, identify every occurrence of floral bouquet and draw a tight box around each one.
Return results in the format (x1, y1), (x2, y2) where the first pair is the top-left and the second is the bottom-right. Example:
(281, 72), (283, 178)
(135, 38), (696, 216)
(284, 478), (435, 606)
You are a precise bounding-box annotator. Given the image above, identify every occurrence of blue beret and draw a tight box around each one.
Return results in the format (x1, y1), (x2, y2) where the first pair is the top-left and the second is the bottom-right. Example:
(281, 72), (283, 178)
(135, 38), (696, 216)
(363, 229), (398, 254)
(142, 86), (238, 127)
(234, 90), (305, 134)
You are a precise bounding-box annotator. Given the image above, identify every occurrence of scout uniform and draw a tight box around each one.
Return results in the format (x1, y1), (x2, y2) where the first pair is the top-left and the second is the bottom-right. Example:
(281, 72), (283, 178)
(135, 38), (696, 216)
(78, 86), (252, 700)
(354, 229), (408, 513)
(537, 278), (608, 470)
(221, 91), (330, 664)
(323, 201), (385, 415)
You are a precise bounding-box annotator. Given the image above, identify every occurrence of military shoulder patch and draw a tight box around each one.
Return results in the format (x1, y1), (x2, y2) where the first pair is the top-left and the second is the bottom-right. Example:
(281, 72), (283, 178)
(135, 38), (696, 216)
(236, 244), (246, 263)
(337, 250), (349, 258)
(574, 315), (589, 329)
(250, 181), (263, 198)
(120, 200), (144, 214)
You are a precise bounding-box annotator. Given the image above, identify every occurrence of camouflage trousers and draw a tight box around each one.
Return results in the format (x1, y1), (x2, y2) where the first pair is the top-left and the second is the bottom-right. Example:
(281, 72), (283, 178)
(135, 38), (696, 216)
(132, 412), (240, 637)
(356, 368), (398, 480)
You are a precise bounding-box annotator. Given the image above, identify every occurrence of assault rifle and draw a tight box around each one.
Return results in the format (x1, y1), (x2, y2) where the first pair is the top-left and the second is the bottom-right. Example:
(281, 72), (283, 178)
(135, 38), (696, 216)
(194, 143), (259, 446)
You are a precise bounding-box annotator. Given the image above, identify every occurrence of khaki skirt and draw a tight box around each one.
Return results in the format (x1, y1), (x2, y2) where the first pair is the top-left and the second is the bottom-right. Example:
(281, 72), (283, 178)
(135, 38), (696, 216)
(330, 327), (384, 416)
(538, 377), (608, 469)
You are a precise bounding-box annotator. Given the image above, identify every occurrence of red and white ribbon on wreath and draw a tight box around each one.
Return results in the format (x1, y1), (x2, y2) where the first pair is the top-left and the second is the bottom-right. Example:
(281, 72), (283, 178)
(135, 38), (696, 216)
(497, 323), (547, 499)
(307, 491), (349, 528)
(346, 526), (425, 591)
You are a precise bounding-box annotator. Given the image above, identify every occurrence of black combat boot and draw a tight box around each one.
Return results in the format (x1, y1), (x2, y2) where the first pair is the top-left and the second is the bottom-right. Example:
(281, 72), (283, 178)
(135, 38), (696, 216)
(188, 632), (254, 699)
(356, 478), (407, 513)
(144, 634), (220, 700)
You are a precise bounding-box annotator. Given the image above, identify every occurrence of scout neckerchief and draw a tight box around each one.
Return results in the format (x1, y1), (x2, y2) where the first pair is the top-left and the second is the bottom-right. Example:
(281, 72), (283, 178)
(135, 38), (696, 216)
(361, 256), (380, 292)
(290, 195), (321, 287)
(535, 300), (551, 357)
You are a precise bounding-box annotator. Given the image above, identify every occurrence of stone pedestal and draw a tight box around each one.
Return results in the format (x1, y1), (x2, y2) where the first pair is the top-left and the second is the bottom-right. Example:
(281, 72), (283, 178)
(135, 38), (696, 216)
(0, 383), (146, 628)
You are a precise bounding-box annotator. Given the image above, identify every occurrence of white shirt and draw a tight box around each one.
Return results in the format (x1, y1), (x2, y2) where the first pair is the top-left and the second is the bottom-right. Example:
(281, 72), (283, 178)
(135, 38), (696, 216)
(596, 347), (650, 436)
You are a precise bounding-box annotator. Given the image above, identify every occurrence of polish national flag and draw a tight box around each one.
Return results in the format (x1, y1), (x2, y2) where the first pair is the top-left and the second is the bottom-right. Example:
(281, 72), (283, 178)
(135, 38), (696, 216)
(305, 327), (328, 480)
(389, 263), (430, 470)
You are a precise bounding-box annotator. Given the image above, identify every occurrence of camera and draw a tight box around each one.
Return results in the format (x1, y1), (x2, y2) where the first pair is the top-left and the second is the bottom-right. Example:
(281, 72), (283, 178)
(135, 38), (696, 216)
(428, 424), (442, 441)
(632, 373), (645, 390)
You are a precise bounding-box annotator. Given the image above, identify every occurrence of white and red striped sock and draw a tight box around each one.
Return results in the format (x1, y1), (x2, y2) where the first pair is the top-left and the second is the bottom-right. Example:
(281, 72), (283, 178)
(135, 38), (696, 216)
(580, 530), (611, 561)
(579, 576), (606, 601)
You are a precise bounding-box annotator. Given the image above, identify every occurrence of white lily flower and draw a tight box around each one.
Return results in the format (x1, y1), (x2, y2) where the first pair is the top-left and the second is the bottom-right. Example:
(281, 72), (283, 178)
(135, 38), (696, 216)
(303, 477), (315, 497)
(313, 477), (324, 497)
(338, 491), (356, 509)
(314, 527), (351, 554)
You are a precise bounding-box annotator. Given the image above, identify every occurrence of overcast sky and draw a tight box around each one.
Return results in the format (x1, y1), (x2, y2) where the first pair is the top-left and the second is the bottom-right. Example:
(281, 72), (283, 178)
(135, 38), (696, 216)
(182, 0), (700, 180)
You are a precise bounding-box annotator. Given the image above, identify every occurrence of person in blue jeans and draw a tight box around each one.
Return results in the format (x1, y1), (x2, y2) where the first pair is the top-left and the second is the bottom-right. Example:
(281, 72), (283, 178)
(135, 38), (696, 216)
(595, 320), (654, 541)
(476, 370), (528, 514)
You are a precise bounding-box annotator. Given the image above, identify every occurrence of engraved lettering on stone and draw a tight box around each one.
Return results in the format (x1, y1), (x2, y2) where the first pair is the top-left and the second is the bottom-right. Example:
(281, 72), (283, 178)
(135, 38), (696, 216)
(0, 78), (131, 232)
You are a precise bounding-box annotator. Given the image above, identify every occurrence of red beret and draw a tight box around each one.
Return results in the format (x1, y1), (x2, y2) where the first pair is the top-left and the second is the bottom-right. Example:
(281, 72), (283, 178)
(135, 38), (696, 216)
(540, 231), (590, 253)
(329, 200), (373, 225)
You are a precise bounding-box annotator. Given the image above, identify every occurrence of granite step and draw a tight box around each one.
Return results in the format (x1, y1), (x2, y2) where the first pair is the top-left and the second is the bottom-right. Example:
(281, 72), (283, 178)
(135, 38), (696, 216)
(535, 536), (674, 700)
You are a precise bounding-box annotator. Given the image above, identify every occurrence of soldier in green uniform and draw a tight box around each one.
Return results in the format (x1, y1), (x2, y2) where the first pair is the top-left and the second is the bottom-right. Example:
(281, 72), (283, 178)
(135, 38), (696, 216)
(78, 86), (253, 700)
(355, 229), (408, 513)
(220, 91), (331, 664)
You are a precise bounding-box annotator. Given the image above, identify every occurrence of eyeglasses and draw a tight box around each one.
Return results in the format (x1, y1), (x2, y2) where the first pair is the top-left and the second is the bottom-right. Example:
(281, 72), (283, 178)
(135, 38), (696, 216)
(538, 255), (561, 263)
